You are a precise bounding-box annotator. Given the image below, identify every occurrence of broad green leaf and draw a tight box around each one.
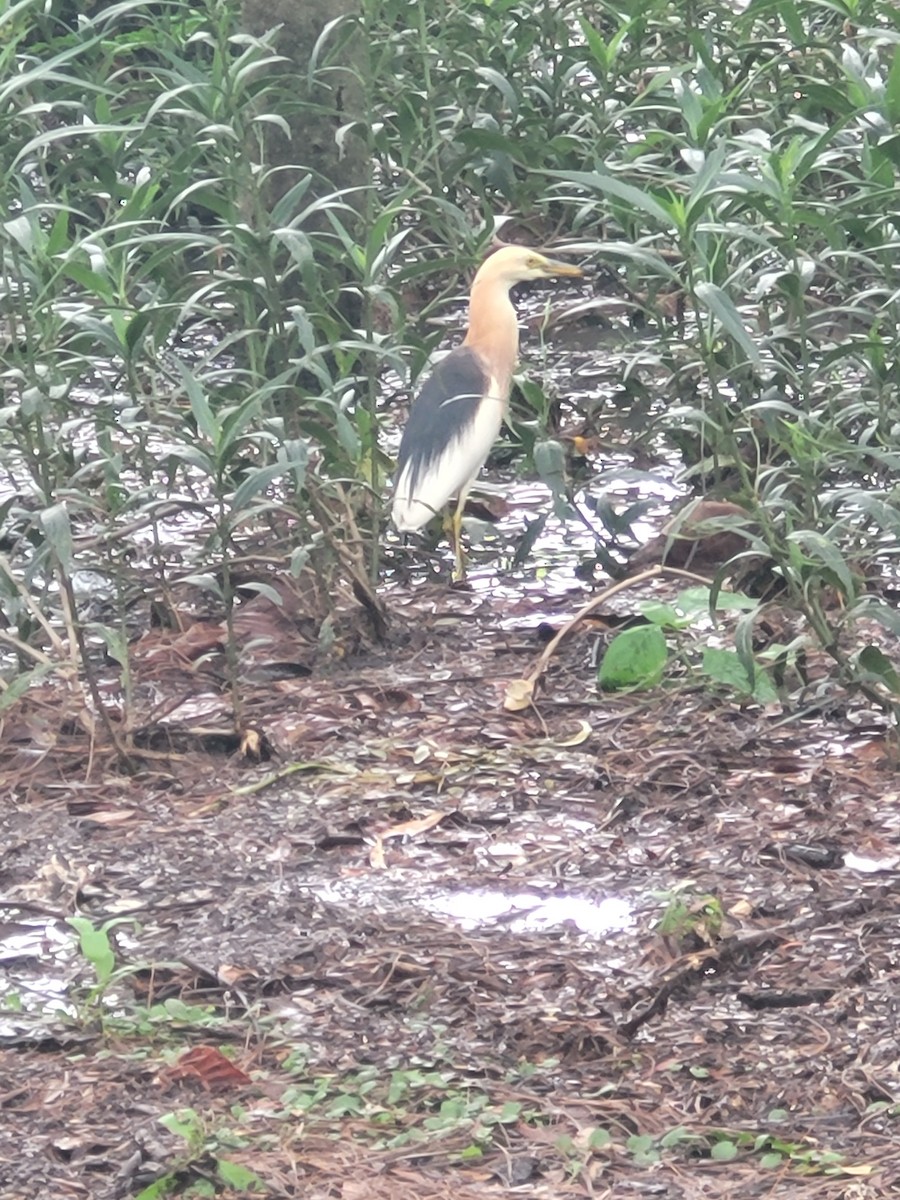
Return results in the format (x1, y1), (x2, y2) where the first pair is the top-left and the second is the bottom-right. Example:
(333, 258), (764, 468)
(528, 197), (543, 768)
(160, 1108), (201, 1142)
(598, 626), (667, 690)
(175, 365), (219, 445)
(677, 586), (757, 615)
(533, 438), (566, 493)
(589, 1127), (613, 1149)
(638, 600), (689, 629)
(216, 1160), (266, 1189)
(702, 647), (777, 704)
(711, 1139), (739, 1162)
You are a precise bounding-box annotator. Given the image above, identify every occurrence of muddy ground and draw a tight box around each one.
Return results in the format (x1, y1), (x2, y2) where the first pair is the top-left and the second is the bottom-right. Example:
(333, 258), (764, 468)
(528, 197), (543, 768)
(1, 557), (898, 1200)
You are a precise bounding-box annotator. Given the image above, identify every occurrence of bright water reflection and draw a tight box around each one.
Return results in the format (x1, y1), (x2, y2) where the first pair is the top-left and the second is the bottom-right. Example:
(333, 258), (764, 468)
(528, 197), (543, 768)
(427, 888), (634, 937)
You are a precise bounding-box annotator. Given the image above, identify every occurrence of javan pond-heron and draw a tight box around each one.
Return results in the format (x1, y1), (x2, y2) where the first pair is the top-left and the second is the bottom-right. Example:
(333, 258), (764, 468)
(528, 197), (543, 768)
(391, 245), (583, 581)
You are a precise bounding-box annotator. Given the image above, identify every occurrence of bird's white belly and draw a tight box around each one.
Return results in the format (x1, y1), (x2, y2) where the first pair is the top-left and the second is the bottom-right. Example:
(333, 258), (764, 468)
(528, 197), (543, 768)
(392, 381), (506, 531)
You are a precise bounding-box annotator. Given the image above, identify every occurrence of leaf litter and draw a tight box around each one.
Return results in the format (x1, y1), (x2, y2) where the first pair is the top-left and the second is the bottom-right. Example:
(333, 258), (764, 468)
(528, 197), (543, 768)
(0, 566), (899, 1200)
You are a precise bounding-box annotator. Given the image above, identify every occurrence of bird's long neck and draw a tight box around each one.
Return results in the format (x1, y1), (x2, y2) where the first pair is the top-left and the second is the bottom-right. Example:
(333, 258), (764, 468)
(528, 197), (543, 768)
(462, 276), (518, 394)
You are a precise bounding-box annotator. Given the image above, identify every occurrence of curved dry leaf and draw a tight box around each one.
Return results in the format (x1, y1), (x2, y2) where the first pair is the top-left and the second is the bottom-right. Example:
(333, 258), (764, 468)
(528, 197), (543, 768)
(552, 719), (592, 747)
(504, 678), (534, 711)
(379, 810), (447, 840)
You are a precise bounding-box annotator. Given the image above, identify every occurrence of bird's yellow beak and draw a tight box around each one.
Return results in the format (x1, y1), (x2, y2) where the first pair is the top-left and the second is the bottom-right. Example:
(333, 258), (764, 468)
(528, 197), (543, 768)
(539, 257), (584, 278)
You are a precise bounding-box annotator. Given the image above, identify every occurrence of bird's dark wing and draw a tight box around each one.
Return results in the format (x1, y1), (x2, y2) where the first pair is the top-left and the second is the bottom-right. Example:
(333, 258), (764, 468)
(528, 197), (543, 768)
(396, 346), (488, 494)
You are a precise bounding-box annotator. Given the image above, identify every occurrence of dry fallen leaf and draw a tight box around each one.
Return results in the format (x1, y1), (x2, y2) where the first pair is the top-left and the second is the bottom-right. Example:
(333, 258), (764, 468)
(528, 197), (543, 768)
(504, 678), (534, 711)
(378, 810), (447, 840)
(368, 837), (386, 869)
(160, 1046), (252, 1091)
(552, 719), (592, 747)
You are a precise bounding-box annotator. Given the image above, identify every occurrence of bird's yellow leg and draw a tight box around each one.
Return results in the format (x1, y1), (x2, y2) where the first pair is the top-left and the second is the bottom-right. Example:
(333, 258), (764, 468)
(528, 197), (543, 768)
(446, 495), (467, 583)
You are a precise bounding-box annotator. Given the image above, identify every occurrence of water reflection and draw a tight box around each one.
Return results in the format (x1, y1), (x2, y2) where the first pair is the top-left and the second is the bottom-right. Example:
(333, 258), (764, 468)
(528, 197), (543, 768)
(427, 888), (634, 937)
(0, 918), (74, 1038)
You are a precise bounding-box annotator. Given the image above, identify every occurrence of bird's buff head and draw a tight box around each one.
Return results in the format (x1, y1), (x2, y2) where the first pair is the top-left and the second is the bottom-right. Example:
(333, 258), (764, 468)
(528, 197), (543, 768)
(474, 245), (584, 286)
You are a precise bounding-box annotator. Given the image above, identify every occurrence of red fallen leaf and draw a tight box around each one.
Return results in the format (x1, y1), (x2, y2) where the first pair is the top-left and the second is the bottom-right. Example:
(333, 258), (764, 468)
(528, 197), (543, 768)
(160, 1046), (252, 1091)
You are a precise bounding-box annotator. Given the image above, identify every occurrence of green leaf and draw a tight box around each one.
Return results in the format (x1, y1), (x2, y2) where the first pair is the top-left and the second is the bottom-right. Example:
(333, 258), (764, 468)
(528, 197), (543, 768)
(67, 917), (115, 985)
(589, 1127), (612, 1149)
(0, 664), (57, 714)
(677, 586), (756, 615)
(4, 214), (35, 252)
(41, 503), (74, 569)
(533, 438), (567, 494)
(598, 626), (667, 690)
(181, 573), (223, 600)
(638, 600), (689, 629)
(159, 1108), (201, 1142)
(711, 1139), (739, 1162)
(660, 1125), (691, 1148)
(702, 647), (778, 704)
(474, 67), (519, 115)
(857, 645), (900, 695)
(231, 462), (288, 512)
(693, 282), (762, 367)
(787, 530), (856, 597)
(626, 1133), (659, 1163)
(512, 513), (548, 568)
(216, 1159), (266, 1189)
(546, 170), (676, 227)
(133, 1173), (178, 1200)
(760, 1152), (784, 1168)
(177, 366), (220, 446)
(579, 17), (611, 71)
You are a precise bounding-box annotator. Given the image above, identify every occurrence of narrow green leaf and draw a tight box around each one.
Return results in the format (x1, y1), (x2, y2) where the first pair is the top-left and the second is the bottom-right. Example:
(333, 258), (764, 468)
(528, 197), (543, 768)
(67, 917), (115, 985)
(3, 214), (34, 252)
(546, 170), (676, 227)
(231, 463), (288, 512)
(787, 530), (856, 597)
(512, 513), (548, 568)
(474, 67), (519, 115)
(41, 503), (74, 569)
(0, 664), (57, 714)
(857, 646), (900, 695)
(693, 282), (762, 366)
